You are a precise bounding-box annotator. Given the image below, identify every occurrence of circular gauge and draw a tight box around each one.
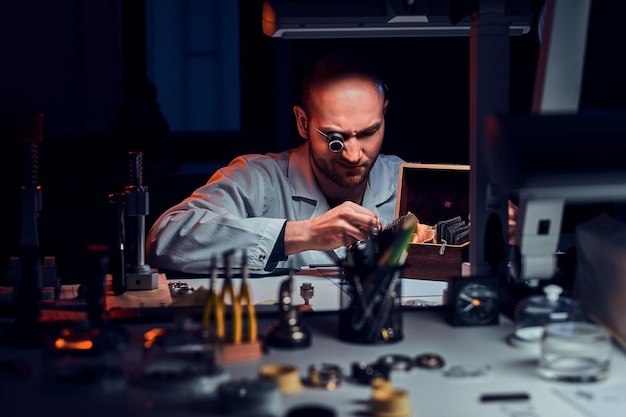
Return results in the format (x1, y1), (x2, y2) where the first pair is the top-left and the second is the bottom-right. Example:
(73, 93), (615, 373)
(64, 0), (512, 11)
(448, 277), (500, 326)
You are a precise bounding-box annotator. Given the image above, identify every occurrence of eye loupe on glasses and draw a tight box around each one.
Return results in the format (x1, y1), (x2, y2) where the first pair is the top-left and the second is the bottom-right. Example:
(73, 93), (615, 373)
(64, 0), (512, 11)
(315, 128), (345, 153)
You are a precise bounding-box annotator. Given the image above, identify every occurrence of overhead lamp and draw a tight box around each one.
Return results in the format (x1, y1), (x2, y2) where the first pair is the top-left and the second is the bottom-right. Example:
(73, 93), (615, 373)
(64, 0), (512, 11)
(262, 0), (533, 39)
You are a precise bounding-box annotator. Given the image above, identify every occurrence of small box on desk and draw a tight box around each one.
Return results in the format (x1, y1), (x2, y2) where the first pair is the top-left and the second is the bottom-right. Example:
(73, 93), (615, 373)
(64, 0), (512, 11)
(395, 163), (470, 281)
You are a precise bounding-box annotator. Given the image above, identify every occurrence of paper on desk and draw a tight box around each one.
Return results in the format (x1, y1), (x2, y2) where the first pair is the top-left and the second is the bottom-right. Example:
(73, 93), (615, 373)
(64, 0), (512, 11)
(167, 274), (344, 311)
(553, 384), (626, 417)
(167, 273), (447, 310)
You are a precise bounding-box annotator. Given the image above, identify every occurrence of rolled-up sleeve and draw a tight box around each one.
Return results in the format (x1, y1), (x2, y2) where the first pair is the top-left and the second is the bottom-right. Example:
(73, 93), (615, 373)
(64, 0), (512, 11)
(147, 154), (298, 274)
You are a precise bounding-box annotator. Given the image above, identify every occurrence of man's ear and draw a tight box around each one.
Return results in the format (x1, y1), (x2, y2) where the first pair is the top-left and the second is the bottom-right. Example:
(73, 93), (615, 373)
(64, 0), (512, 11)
(293, 105), (308, 139)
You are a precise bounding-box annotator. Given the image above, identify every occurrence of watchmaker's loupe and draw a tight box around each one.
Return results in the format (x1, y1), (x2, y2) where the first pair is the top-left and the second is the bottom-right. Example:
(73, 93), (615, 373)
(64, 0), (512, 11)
(315, 128), (345, 152)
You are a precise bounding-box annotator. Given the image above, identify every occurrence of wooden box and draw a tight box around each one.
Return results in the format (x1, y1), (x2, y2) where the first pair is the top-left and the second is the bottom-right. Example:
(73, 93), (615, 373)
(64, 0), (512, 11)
(395, 163), (470, 281)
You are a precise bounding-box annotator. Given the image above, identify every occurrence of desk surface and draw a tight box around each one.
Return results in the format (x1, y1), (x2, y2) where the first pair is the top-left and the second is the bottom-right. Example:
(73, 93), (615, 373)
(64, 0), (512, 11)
(1, 307), (625, 417)
(0, 310), (626, 417)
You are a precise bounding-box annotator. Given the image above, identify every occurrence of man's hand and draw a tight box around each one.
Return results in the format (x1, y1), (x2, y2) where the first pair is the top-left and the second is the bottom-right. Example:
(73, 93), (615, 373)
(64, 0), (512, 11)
(508, 200), (518, 246)
(284, 202), (381, 255)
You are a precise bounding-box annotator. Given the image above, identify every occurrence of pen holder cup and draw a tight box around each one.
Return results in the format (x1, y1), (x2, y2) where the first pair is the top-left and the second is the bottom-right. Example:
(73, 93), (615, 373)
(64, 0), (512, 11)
(338, 266), (403, 344)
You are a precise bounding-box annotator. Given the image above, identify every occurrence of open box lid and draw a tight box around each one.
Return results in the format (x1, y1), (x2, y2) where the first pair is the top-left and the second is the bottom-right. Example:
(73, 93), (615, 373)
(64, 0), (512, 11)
(394, 163), (471, 281)
(395, 163), (470, 236)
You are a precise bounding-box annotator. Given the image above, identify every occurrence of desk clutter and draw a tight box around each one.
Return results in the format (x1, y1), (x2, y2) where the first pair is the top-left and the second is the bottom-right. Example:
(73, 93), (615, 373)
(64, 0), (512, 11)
(0, 215), (430, 417)
(0, 141), (623, 416)
(3, 126), (626, 417)
(1, 254), (626, 417)
(4, 302), (625, 417)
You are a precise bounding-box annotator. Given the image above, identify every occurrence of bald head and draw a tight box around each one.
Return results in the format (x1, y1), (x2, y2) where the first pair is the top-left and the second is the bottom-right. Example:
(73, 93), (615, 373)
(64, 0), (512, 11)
(301, 53), (387, 114)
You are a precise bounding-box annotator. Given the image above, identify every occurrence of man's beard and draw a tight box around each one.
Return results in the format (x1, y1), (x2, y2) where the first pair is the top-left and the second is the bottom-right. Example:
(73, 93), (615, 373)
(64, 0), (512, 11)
(311, 151), (374, 189)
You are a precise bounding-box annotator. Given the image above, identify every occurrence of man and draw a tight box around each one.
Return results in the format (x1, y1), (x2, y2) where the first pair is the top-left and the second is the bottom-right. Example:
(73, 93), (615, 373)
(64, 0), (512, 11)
(146, 53), (405, 274)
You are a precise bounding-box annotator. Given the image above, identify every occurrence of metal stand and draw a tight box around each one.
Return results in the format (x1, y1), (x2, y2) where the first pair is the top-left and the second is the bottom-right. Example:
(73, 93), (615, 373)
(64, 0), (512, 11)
(468, 0), (511, 278)
(109, 151), (158, 293)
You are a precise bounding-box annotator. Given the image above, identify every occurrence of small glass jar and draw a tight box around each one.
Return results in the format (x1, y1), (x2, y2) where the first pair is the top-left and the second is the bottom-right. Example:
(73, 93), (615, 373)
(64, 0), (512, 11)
(510, 284), (586, 351)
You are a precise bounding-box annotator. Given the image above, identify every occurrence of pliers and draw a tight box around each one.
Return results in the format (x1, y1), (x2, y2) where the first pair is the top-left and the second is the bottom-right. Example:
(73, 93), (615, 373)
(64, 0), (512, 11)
(237, 255), (257, 343)
(202, 251), (258, 344)
(201, 257), (225, 341)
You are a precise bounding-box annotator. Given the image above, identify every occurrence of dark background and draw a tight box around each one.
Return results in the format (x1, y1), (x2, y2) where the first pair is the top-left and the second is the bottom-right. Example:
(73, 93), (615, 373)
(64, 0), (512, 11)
(1, 0), (624, 284)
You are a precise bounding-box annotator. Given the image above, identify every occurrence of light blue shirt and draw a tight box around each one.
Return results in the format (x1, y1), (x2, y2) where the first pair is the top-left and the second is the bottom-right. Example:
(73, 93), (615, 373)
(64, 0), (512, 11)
(147, 143), (404, 274)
